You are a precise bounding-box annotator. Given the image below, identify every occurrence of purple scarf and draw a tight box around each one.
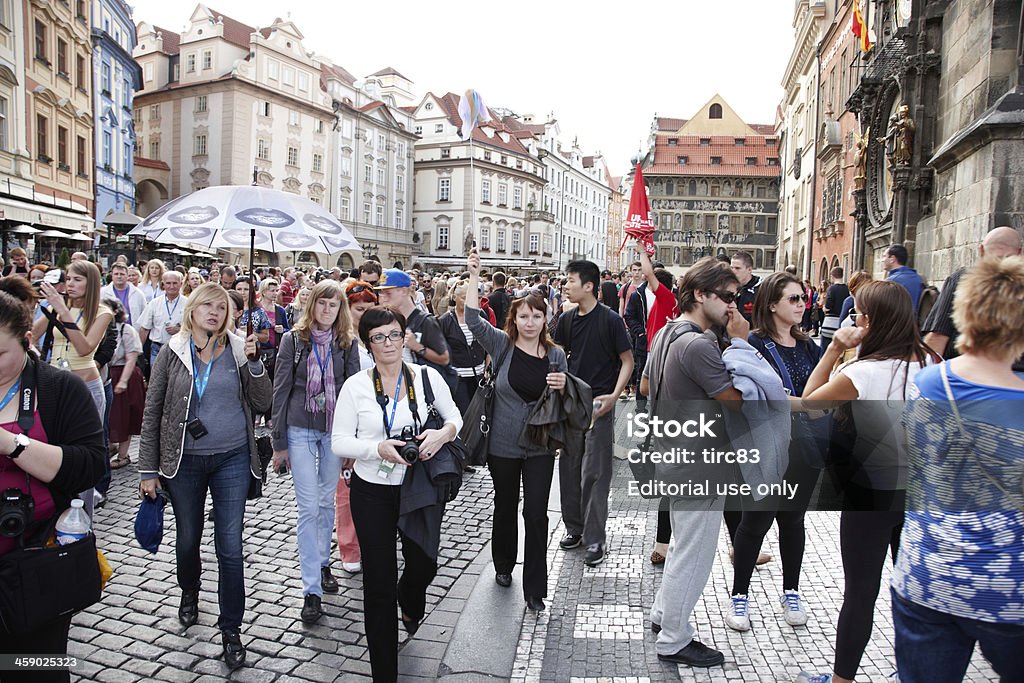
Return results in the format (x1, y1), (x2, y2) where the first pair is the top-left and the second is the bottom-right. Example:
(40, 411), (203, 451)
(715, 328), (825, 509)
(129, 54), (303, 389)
(305, 328), (336, 428)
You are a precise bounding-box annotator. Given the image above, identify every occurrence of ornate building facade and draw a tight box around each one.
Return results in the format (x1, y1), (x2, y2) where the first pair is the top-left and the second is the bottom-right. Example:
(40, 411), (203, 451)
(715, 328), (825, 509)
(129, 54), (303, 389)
(640, 95), (781, 275)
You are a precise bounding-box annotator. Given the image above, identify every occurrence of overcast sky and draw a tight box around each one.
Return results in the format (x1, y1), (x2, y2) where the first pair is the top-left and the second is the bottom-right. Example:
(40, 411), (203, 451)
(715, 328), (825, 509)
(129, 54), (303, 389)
(130, 0), (795, 177)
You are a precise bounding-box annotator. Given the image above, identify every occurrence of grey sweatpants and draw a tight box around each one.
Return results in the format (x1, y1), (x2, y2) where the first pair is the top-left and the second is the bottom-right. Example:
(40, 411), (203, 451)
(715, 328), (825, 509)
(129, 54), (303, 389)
(651, 496), (724, 656)
(558, 411), (614, 547)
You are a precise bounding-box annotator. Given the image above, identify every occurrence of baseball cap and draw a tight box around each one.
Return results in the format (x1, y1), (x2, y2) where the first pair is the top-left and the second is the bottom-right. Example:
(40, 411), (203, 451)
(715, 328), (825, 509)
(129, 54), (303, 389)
(374, 269), (413, 290)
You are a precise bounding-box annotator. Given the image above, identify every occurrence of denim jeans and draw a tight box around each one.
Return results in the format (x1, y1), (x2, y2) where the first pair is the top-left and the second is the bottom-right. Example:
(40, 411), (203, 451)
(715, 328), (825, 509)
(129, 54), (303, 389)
(165, 444), (250, 632)
(892, 589), (1024, 683)
(287, 426), (341, 596)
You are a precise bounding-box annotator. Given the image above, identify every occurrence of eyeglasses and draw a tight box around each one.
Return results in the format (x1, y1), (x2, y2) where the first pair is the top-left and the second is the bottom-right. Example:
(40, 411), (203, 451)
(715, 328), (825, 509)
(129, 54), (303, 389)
(709, 289), (738, 304)
(784, 294), (810, 304)
(368, 330), (404, 345)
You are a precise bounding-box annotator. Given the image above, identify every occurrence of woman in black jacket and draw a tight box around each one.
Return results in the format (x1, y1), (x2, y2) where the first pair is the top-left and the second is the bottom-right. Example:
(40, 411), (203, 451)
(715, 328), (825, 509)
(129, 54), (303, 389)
(0, 276), (106, 677)
(437, 281), (488, 413)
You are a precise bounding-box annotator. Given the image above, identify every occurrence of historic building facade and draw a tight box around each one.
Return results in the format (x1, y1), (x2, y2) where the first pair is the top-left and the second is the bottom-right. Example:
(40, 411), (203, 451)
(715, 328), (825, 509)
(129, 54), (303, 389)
(640, 95), (781, 275)
(92, 0), (140, 230)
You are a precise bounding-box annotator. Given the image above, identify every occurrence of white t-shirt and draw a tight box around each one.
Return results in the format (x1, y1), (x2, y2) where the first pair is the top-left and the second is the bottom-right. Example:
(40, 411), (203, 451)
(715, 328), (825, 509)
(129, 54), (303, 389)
(331, 365), (463, 486)
(836, 357), (930, 489)
(137, 294), (188, 344)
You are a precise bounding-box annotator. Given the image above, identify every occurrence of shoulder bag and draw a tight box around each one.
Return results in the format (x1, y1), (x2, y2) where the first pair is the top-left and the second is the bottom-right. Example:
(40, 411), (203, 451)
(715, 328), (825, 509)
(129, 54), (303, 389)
(457, 343), (512, 466)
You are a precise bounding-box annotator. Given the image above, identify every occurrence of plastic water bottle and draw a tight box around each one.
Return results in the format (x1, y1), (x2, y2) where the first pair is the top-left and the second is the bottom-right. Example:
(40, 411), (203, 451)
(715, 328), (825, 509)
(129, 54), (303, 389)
(55, 499), (91, 546)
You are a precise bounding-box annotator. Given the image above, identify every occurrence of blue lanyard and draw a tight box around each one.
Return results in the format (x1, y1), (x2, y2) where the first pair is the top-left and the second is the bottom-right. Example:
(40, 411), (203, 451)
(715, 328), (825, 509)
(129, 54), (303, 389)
(165, 296), (180, 320)
(312, 339), (333, 381)
(384, 373), (402, 435)
(0, 381), (19, 413)
(190, 338), (219, 404)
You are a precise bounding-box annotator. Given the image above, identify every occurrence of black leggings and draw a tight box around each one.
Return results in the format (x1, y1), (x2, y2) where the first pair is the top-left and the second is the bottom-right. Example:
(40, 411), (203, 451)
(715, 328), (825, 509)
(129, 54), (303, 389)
(833, 487), (904, 680)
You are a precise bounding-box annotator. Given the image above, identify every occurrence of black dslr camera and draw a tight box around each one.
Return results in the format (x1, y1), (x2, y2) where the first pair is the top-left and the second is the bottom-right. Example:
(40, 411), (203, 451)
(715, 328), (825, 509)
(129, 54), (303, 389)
(398, 426), (420, 464)
(0, 488), (35, 537)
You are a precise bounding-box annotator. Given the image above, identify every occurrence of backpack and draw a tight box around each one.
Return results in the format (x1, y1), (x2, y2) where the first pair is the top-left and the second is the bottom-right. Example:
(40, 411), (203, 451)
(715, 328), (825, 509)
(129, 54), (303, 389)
(917, 285), (940, 328)
(406, 308), (460, 394)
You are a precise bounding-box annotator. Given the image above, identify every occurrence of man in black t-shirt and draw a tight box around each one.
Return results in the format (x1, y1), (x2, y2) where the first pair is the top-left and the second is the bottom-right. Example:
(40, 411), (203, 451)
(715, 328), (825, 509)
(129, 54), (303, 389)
(730, 251), (760, 323)
(820, 267), (849, 347)
(554, 260), (633, 568)
(488, 271), (511, 328)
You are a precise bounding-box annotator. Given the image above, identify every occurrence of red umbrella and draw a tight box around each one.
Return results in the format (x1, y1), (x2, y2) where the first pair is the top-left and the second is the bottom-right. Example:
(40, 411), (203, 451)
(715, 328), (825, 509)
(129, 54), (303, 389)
(620, 163), (656, 256)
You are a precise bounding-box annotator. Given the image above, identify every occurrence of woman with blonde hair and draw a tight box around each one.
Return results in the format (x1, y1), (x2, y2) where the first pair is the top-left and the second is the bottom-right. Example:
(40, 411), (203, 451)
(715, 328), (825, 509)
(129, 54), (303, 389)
(183, 268), (203, 297)
(138, 283), (269, 670)
(270, 280), (361, 623)
(430, 279), (449, 319)
(139, 259), (166, 301)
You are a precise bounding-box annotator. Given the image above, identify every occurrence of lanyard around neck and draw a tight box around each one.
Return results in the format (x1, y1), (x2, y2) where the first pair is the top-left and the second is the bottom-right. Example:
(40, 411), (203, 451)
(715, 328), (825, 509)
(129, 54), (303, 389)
(373, 365), (418, 437)
(0, 380), (20, 413)
(312, 338), (333, 381)
(165, 295), (180, 320)
(190, 337), (219, 405)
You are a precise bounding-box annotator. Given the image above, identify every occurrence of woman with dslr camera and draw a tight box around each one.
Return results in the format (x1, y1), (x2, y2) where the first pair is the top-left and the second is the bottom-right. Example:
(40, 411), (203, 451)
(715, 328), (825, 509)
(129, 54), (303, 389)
(269, 280), (360, 624)
(0, 276), (105, 678)
(332, 306), (462, 683)
(138, 284), (271, 671)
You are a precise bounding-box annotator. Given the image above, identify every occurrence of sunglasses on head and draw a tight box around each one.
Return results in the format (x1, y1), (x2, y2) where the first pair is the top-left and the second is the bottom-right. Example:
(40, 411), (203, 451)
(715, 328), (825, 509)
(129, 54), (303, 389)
(784, 293), (810, 304)
(348, 285), (376, 295)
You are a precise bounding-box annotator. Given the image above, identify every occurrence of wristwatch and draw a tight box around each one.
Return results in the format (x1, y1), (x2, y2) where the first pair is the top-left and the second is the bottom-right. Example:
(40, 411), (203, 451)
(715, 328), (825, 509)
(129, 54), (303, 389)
(9, 433), (29, 459)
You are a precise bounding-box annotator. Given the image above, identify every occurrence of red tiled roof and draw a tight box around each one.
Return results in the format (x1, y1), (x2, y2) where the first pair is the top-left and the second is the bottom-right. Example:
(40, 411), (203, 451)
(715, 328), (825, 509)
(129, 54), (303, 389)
(498, 116), (546, 136)
(370, 66), (409, 80)
(207, 8), (259, 50)
(134, 156), (170, 170)
(646, 135), (781, 177)
(320, 63), (356, 87)
(431, 92), (534, 156)
(399, 105), (416, 114)
(750, 124), (776, 135)
(151, 25), (181, 55)
(656, 117), (688, 131)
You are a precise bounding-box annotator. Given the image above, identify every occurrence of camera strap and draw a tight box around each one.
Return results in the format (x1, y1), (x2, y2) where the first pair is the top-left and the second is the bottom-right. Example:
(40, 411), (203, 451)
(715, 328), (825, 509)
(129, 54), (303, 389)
(372, 364), (420, 438)
(18, 356), (36, 434)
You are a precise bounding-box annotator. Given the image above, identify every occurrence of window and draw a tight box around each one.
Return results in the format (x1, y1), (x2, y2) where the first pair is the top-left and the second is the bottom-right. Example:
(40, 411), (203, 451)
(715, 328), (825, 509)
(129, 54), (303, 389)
(101, 131), (112, 165)
(500, 155), (507, 165)
(193, 135), (207, 156)
(149, 104), (160, 120)
(123, 143), (130, 172)
(57, 126), (68, 166)
(195, 95), (207, 112)
(710, 156), (722, 165)
(677, 156), (688, 165)
(440, 148), (450, 158)
(393, 208), (404, 228)
(288, 110), (300, 127)
(143, 61), (152, 83)
(259, 101), (271, 117)
(396, 174), (405, 192)
(529, 233), (539, 253)
(122, 80), (130, 107)
(668, 138), (677, 146)
(363, 164), (372, 182)
(78, 55), (87, 90)
(515, 159), (523, 169)
(312, 153), (323, 173)
(57, 39), (68, 75)
(202, 50), (212, 70)
(375, 205), (384, 226)
(282, 67), (294, 86)
(101, 63), (111, 93)
(480, 227), (490, 250)
(340, 157), (351, 176)
(699, 138), (710, 146)
(186, 53), (196, 73)
(767, 157), (780, 166)
(376, 168), (385, 186)
(513, 187), (522, 209)
(709, 103), (723, 119)
(434, 124), (444, 133)
(746, 157), (757, 165)
(76, 135), (87, 175)
(496, 229), (505, 252)
(414, 126), (422, 135)
(363, 202), (371, 224)
(314, 119), (324, 134)
(35, 114), (48, 160)
(267, 60), (278, 80)
(298, 72), (309, 91)
(34, 20), (47, 62)
(497, 183), (507, 206)
(483, 150), (491, 161)
(734, 138), (745, 146)
(339, 197), (350, 220)
(511, 230), (521, 253)
(0, 96), (7, 152)
(766, 138), (777, 146)
(396, 141), (406, 158)
(149, 139), (160, 158)
(437, 225), (449, 250)
(481, 179), (491, 203)
(257, 138), (270, 160)
(377, 133), (385, 150)
(286, 146), (298, 166)
(438, 178), (450, 201)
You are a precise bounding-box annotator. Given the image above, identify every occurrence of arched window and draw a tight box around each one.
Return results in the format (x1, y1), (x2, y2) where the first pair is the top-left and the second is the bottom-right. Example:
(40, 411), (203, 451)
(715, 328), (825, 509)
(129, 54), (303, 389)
(709, 103), (723, 119)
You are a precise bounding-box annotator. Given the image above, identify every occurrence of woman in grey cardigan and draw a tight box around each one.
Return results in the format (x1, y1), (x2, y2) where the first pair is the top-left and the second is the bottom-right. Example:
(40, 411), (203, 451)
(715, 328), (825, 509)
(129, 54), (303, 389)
(269, 280), (360, 625)
(466, 250), (568, 611)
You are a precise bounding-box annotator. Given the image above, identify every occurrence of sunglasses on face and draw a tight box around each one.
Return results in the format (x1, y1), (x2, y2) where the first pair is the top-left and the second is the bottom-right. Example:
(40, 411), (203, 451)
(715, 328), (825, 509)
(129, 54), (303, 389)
(368, 330), (404, 345)
(784, 293), (810, 304)
(709, 289), (738, 304)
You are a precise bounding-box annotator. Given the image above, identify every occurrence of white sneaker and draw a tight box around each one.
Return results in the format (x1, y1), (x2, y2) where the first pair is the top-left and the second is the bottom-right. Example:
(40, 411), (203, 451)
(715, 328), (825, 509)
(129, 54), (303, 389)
(724, 594), (751, 631)
(342, 561), (362, 574)
(781, 589), (808, 626)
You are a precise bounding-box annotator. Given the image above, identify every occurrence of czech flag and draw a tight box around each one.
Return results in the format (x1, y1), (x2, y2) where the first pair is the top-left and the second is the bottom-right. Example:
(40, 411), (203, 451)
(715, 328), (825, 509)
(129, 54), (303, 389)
(852, 0), (872, 53)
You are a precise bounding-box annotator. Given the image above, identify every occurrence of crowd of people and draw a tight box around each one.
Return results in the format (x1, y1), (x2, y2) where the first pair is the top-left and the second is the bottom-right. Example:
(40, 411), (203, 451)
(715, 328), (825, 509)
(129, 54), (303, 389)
(0, 226), (1020, 682)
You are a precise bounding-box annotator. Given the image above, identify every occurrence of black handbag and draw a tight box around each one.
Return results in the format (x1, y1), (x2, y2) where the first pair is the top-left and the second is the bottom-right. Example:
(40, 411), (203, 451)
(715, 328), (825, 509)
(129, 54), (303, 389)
(457, 344), (511, 466)
(0, 532), (102, 634)
(246, 434), (274, 500)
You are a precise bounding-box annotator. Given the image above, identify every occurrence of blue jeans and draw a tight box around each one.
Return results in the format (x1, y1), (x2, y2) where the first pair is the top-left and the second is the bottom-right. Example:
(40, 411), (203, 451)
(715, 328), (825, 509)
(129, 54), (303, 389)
(287, 426), (341, 596)
(149, 341), (163, 370)
(165, 445), (250, 631)
(892, 588), (1024, 682)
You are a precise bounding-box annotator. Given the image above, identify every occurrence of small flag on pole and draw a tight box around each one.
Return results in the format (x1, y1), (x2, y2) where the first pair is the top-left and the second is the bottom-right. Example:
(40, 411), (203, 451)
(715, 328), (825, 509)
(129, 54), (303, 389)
(852, 0), (872, 53)
(620, 163), (656, 257)
(458, 89), (491, 141)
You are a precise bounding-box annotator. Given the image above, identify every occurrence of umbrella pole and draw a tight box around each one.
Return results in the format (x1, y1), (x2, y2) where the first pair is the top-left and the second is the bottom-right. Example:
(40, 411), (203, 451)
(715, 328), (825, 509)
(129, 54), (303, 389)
(247, 228), (256, 359)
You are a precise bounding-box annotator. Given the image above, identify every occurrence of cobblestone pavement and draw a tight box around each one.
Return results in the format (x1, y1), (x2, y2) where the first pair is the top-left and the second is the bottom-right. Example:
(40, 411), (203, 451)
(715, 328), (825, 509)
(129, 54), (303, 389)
(512, 445), (1000, 682)
(69, 440), (495, 682)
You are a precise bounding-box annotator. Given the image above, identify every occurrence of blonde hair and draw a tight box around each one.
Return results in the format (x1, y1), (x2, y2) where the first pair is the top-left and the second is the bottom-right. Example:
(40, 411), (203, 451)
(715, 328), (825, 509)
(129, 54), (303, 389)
(291, 279), (355, 347)
(66, 260), (108, 332)
(183, 267), (201, 296)
(430, 279), (449, 315)
(953, 256), (1024, 359)
(258, 278), (279, 294)
(179, 283), (232, 343)
(142, 258), (167, 288)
